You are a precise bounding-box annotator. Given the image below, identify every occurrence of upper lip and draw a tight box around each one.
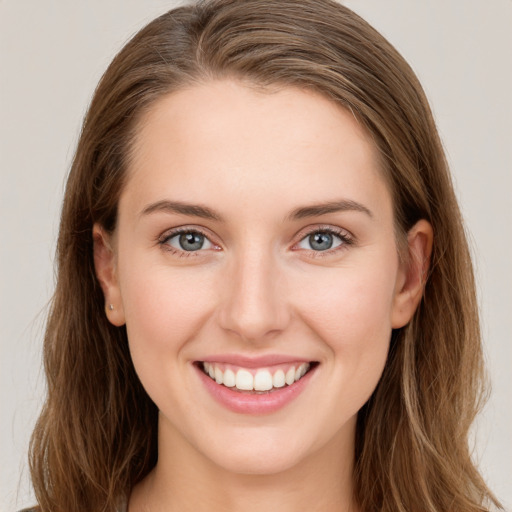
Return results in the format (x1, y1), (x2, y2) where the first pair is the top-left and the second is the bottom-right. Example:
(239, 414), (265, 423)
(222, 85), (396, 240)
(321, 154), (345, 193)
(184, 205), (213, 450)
(198, 354), (315, 368)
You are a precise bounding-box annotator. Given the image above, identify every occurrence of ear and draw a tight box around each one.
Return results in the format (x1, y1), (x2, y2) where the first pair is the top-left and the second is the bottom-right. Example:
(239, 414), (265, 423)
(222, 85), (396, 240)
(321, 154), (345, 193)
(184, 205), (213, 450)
(391, 219), (433, 328)
(93, 223), (126, 326)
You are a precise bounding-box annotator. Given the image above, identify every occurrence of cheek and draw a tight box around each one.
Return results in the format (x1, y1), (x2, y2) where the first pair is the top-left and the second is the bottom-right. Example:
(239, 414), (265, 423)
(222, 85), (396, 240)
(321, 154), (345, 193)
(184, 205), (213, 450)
(300, 267), (396, 338)
(293, 261), (397, 384)
(118, 256), (217, 371)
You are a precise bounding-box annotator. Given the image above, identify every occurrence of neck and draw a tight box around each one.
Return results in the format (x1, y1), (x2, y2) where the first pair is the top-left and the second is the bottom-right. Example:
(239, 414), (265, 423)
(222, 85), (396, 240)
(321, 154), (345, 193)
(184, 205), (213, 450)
(129, 416), (359, 512)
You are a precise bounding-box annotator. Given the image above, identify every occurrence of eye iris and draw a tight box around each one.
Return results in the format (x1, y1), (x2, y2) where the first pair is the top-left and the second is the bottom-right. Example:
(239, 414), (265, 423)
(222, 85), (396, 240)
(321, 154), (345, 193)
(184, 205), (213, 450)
(179, 232), (204, 251)
(309, 232), (333, 251)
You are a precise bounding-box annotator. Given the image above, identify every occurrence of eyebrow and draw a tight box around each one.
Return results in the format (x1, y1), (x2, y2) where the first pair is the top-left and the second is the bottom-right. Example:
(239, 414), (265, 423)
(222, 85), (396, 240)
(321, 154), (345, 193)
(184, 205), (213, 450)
(287, 199), (373, 220)
(140, 200), (223, 221)
(140, 198), (373, 223)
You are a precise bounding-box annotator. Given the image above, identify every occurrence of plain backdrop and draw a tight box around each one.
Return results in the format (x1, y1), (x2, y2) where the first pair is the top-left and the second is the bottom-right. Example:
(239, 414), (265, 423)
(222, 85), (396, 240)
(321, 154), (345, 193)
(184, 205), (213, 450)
(1, 1), (511, 510)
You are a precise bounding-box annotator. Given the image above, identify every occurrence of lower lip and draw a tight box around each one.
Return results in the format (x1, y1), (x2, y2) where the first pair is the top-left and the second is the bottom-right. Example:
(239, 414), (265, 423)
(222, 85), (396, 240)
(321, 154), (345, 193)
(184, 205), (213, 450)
(195, 364), (317, 415)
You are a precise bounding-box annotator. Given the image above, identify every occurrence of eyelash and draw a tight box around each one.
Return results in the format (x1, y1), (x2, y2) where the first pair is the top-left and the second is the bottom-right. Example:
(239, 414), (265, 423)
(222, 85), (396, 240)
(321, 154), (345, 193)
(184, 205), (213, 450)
(158, 226), (354, 258)
(158, 227), (217, 257)
(293, 226), (354, 258)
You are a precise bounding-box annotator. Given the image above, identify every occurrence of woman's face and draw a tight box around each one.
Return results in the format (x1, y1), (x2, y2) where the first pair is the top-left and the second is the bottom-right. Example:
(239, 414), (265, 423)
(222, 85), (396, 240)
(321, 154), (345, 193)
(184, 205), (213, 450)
(96, 80), (424, 475)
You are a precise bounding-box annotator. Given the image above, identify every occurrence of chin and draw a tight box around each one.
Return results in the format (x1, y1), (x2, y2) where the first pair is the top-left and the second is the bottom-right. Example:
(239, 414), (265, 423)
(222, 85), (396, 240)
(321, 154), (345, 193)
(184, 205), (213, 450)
(193, 422), (325, 477)
(209, 444), (306, 476)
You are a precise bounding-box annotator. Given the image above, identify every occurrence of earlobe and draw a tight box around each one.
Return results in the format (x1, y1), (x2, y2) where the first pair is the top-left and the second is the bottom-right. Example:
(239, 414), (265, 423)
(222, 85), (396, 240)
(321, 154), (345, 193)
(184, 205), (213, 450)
(92, 223), (126, 326)
(391, 219), (433, 329)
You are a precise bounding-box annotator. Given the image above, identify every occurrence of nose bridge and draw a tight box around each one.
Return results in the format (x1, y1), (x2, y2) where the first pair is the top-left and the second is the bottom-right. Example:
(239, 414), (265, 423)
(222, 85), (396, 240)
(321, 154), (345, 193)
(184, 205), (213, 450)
(219, 242), (289, 341)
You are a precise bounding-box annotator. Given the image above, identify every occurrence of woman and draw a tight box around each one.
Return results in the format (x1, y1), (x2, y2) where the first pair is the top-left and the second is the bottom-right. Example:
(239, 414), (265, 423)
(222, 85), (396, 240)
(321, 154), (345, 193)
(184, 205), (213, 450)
(26, 0), (502, 511)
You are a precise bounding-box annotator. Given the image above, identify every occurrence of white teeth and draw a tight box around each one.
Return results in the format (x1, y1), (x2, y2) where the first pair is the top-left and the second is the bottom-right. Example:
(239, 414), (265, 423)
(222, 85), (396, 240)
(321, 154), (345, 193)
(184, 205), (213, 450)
(272, 369), (286, 388)
(223, 368), (236, 387)
(203, 362), (312, 391)
(254, 370), (273, 391)
(236, 369), (254, 390)
(285, 367), (296, 385)
(295, 363), (308, 382)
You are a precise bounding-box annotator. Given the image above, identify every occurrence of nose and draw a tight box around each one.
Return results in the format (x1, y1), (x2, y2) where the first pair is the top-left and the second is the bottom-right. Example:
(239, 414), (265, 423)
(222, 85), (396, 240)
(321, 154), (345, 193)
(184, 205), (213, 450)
(218, 248), (291, 342)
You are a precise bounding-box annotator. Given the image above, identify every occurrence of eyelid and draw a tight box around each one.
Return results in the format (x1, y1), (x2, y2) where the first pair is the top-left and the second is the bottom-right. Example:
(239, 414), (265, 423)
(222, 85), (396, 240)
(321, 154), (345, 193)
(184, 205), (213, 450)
(291, 224), (354, 254)
(158, 225), (221, 254)
(156, 223), (354, 257)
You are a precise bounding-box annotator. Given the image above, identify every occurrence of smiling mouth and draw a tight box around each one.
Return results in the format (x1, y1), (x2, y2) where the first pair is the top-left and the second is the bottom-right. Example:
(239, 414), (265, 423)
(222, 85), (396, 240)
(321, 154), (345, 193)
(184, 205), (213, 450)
(197, 361), (319, 394)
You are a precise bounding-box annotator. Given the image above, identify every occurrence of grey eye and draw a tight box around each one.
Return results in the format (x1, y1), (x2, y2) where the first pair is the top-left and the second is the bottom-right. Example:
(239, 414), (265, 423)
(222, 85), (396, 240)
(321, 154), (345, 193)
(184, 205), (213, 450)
(309, 232), (333, 251)
(297, 231), (343, 251)
(167, 231), (213, 251)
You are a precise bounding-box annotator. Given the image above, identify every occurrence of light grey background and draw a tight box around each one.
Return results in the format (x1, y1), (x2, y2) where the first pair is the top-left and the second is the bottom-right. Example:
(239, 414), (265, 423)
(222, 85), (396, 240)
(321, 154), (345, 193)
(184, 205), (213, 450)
(1, 1), (510, 510)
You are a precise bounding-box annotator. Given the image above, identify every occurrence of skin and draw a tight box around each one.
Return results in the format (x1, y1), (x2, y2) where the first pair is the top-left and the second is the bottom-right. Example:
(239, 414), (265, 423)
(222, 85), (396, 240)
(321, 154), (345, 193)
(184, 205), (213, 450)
(94, 80), (432, 512)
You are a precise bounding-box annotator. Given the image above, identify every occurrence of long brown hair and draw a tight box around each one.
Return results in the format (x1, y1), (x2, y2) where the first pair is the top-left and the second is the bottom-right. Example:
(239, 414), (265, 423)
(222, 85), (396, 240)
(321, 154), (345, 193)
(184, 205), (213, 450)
(29, 1), (501, 510)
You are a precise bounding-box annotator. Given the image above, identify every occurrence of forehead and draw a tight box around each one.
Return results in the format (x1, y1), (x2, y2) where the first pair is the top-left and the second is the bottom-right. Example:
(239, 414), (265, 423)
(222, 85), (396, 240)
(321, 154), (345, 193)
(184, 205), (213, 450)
(123, 79), (391, 221)
(132, 79), (376, 165)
